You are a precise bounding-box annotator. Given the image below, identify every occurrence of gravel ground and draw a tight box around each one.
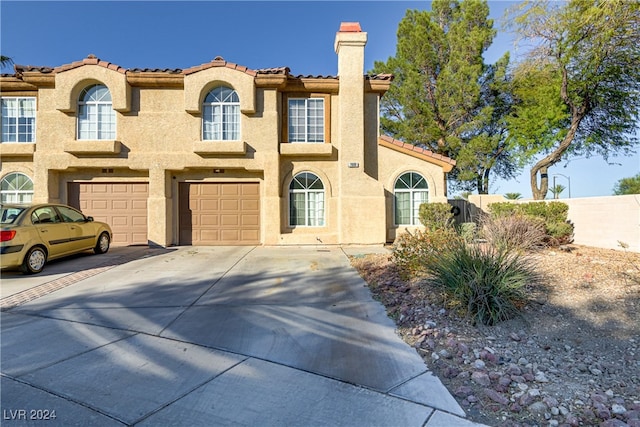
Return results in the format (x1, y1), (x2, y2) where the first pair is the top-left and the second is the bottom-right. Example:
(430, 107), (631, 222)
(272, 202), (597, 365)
(350, 245), (640, 427)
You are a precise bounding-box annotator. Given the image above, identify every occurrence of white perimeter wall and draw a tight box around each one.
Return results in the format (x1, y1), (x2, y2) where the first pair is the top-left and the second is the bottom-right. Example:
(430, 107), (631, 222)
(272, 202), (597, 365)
(467, 194), (640, 253)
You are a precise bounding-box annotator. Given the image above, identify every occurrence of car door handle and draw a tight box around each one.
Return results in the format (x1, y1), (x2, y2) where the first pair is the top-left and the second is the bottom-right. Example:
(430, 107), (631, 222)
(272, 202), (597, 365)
(40, 229), (48, 233)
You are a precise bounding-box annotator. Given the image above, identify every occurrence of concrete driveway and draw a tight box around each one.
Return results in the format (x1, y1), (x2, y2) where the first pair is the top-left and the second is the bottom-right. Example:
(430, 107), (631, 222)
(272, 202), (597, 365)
(1, 246), (483, 426)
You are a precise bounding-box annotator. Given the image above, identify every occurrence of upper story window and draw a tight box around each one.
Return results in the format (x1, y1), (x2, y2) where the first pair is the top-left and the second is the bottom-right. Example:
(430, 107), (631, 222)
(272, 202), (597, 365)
(288, 98), (325, 143)
(394, 172), (429, 226)
(289, 172), (325, 227)
(1, 97), (36, 143)
(77, 84), (115, 140)
(0, 172), (34, 204)
(203, 86), (240, 141)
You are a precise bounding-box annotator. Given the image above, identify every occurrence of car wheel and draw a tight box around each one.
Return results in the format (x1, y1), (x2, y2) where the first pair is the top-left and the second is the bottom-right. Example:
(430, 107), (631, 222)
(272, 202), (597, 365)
(21, 246), (47, 274)
(94, 232), (110, 254)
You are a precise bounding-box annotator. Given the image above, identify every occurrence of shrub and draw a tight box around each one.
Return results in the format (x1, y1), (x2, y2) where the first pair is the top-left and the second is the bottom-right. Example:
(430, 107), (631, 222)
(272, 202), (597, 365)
(425, 243), (540, 326)
(392, 228), (461, 279)
(480, 214), (546, 253)
(418, 202), (455, 231)
(487, 201), (573, 246)
(458, 222), (478, 243)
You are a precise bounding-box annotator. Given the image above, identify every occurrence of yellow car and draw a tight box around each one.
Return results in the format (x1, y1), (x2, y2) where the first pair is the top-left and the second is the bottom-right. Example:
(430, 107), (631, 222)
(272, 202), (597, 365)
(0, 203), (113, 274)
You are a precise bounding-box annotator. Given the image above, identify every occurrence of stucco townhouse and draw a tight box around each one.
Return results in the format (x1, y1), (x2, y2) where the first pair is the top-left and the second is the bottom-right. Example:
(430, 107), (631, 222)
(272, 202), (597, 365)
(0, 22), (455, 247)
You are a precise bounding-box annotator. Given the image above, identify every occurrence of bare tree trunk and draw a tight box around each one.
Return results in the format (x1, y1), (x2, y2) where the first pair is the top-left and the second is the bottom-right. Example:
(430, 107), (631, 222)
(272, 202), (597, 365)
(529, 112), (584, 200)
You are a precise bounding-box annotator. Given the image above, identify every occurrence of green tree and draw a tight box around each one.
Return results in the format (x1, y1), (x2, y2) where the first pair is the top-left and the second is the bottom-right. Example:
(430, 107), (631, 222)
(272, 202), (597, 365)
(1, 55), (13, 68)
(372, 0), (518, 194)
(506, 0), (640, 199)
(504, 192), (522, 200)
(613, 173), (640, 195)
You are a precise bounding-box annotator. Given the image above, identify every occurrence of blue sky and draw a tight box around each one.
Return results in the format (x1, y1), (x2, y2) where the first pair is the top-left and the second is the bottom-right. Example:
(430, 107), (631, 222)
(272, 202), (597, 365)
(1, 1), (637, 198)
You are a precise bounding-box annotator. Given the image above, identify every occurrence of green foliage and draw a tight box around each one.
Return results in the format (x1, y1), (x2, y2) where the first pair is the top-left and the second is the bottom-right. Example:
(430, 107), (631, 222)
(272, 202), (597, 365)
(458, 222), (478, 243)
(487, 201), (572, 246)
(425, 243), (539, 326)
(392, 228), (462, 280)
(506, 0), (640, 199)
(504, 193), (522, 200)
(613, 173), (640, 195)
(371, 0), (519, 194)
(418, 203), (455, 231)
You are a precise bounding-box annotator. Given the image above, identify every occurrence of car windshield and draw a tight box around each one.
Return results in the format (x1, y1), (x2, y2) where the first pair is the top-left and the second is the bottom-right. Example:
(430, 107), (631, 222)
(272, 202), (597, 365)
(0, 207), (25, 224)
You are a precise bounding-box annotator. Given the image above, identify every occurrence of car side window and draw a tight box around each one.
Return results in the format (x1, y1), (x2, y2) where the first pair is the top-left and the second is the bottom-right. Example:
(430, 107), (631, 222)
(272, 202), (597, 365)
(32, 207), (61, 224)
(57, 206), (86, 223)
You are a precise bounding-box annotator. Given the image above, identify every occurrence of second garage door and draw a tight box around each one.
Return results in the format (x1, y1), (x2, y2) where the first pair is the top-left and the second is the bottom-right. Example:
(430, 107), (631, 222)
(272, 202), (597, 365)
(179, 182), (260, 245)
(68, 182), (149, 246)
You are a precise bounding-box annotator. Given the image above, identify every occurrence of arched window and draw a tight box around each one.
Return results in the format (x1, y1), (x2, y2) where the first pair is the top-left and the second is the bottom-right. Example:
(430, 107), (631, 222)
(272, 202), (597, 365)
(1, 172), (34, 204)
(394, 172), (429, 225)
(289, 172), (325, 227)
(203, 86), (240, 141)
(77, 84), (115, 140)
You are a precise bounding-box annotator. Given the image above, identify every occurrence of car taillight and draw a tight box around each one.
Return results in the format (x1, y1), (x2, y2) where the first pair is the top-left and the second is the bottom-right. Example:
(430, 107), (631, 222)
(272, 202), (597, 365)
(1, 230), (17, 242)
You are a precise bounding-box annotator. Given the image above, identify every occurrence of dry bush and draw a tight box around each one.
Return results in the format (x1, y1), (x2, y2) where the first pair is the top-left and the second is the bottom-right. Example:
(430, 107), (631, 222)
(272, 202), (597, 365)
(480, 213), (547, 253)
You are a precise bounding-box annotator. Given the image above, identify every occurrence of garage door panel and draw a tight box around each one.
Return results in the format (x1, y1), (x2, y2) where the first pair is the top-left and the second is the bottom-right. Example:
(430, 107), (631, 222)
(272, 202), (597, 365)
(179, 182), (259, 245)
(221, 200), (239, 211)
(69, 182), (148, 246)
(200, 215), (219, 226)
(201, 200), (219, 210)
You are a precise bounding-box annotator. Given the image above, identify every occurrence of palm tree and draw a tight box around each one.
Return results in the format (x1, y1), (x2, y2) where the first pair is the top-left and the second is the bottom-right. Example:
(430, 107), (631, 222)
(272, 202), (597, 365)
(1, 55), (14, 69)
(504, 192), (522, 200)
(550, 184), (566, 199)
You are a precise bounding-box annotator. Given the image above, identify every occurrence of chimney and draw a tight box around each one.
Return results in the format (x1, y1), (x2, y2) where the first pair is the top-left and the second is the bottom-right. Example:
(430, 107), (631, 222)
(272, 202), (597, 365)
(334, 22), (367, 166)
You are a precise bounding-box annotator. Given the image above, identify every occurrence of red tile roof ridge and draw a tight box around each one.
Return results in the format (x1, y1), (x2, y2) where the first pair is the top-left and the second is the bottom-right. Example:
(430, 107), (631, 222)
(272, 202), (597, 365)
(52, 55), (127, 74)
(379, 135), (456, 165)
(183, 57), (259, 77)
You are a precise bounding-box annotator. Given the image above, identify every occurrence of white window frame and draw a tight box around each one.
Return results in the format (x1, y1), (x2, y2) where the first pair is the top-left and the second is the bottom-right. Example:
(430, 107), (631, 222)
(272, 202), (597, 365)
(289, 172), (325, 227)
(1, 97), (36, 143)
(202, 86), (240, 141)
(0, 172), (34, 204)
(77, 84), (116, 140)
(288, 98), (325, 143)
(394, 172), (429, 226)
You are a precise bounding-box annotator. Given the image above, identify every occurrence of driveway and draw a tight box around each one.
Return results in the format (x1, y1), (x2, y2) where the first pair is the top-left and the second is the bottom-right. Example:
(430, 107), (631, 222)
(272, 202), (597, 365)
(1, 246), (483, 426)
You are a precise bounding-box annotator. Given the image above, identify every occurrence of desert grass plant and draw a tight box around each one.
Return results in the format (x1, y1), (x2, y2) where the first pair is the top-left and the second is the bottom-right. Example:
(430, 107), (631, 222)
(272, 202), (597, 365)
(425, 243), (541, 326)
(480, 213), (547, 253)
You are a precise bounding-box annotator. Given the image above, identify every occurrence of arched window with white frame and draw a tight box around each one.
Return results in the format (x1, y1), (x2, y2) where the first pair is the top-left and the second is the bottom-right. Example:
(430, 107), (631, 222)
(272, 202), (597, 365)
(394, 172), (429, 225)
(77, 84), (116, 140)
(0, 172), (34, 204)
(289, 172), (325, 227)
(202, 86), (240, 141)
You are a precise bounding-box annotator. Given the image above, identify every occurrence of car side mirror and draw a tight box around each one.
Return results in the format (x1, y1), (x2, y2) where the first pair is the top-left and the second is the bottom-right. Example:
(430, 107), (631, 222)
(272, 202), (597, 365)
(86, 216), (94, 222)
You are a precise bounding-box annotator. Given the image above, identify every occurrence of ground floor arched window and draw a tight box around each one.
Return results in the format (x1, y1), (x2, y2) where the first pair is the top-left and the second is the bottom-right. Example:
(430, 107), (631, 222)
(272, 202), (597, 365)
(289, 172), (325, 226)
(394, 172), (428, 225)
(0, 172), (34, 204)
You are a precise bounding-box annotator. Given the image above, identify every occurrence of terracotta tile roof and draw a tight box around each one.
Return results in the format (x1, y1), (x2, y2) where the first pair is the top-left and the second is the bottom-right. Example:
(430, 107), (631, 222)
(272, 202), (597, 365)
(53, 54), (127, 74)
(7, 55), (393, 83)
(182, 56), (260, 77)
(366, 74), (394, 81)
(379, 135), (456, 171)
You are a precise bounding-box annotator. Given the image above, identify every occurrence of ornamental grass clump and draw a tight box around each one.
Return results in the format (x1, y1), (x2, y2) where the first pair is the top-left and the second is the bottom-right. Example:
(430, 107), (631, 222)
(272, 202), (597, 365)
(425, 243), (541, 326)
(480, 213), (547, 253)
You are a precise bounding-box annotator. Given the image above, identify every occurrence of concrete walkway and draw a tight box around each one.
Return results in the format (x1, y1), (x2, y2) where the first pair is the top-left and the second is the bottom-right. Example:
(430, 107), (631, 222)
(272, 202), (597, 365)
(1, 246), (485, 426)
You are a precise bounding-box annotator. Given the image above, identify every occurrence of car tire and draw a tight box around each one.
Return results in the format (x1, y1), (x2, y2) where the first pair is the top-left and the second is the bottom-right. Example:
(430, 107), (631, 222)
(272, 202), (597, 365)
(20, 246), (47, 275)
(94, 232), (110, 254)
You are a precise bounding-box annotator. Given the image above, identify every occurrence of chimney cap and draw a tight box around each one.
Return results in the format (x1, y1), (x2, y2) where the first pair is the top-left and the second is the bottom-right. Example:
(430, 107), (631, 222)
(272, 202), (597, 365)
(339, 22), (362, 32)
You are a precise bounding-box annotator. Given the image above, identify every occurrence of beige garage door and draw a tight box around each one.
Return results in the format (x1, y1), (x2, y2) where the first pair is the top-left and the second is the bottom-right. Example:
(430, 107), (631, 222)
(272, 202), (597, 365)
(179, 182), (260, 245)
(68, 182), (149, 246)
